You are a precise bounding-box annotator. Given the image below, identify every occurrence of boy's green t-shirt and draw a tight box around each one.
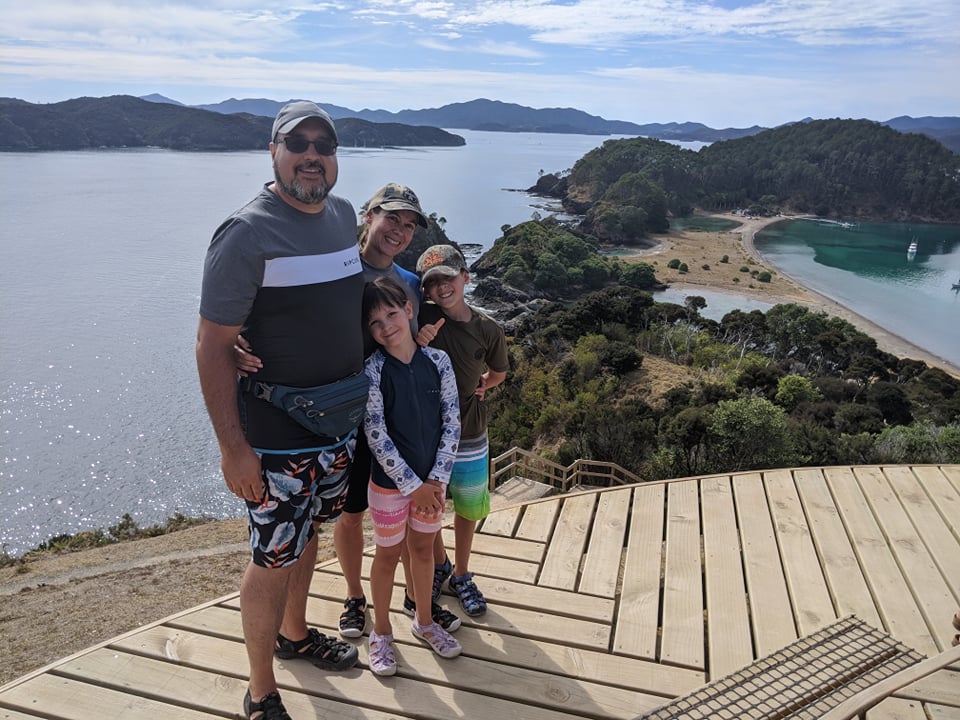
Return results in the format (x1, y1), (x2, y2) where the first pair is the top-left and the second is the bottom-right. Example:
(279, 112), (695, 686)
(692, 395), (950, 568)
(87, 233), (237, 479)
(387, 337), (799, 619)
(419, 302), (509, 440)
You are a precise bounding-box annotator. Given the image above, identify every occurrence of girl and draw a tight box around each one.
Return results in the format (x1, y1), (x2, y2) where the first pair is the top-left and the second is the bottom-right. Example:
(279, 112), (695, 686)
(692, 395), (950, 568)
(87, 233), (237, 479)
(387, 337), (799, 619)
(361, 277), (462, 676)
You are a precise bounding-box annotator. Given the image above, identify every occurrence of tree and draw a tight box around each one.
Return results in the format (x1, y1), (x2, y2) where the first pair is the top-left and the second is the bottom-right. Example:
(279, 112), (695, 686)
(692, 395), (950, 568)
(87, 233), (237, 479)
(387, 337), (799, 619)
(620, 262), (657, 289)
(707, 396), (797, 472)
(684, 295), (707, 316)
(774, 374), (824, 411)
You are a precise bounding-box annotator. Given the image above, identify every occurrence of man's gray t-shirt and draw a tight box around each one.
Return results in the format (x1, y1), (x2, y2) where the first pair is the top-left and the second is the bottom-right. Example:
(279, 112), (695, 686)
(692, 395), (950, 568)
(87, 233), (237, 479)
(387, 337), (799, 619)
(200, 185), (364, 450)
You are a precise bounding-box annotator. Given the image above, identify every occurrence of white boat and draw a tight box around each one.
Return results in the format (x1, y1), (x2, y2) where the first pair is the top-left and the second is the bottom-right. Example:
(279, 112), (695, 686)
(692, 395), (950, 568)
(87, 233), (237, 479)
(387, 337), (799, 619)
(907, 239), (918, 258)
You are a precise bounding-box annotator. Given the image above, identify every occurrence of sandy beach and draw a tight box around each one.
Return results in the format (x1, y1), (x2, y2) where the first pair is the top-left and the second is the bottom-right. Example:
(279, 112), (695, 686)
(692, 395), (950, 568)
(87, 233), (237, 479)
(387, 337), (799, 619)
(626, 213), (960, 378)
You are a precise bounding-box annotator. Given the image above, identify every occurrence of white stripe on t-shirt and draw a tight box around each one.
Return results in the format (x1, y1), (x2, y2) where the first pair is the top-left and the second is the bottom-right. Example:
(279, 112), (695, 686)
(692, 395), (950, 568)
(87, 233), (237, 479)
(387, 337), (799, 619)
(262, 246), (362, 288)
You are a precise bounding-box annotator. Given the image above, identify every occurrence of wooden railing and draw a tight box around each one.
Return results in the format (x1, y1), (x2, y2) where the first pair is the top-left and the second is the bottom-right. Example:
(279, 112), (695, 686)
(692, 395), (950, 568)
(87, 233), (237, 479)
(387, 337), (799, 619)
(489, 447), (645, 492)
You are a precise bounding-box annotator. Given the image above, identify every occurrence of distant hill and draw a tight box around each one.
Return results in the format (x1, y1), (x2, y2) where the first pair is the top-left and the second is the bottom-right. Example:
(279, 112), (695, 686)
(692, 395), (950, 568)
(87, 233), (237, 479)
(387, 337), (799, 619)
(170, 96), (762, 143)
(880, 116), (960, 155)
(0, 96), (464, 151)
(149, 95), (960, 151)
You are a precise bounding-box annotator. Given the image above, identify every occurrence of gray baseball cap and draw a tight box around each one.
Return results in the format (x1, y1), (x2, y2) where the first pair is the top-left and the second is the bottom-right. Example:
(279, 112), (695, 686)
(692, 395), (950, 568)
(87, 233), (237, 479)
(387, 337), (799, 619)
(365, 183), (428, 228)
(271, 101), (338, 143)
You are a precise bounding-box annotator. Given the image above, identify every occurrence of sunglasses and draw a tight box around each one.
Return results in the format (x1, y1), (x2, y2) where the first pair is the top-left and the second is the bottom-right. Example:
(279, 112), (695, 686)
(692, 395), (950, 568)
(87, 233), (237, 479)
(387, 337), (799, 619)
(278, 135), (338, 156)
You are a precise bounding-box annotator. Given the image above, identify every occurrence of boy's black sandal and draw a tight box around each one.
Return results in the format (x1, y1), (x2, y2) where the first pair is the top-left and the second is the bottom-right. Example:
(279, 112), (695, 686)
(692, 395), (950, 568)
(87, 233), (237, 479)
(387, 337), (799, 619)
(449, 572), (487, 616)
(275, 628), (359, 670)
(338, 596), (366, 638)
(244, 689), (291, 720)
(402, 591), (462, 632)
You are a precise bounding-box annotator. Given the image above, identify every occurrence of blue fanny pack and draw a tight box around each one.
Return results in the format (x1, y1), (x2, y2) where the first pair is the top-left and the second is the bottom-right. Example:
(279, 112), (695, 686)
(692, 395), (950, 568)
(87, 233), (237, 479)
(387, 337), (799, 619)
(242, 372), (369, 440)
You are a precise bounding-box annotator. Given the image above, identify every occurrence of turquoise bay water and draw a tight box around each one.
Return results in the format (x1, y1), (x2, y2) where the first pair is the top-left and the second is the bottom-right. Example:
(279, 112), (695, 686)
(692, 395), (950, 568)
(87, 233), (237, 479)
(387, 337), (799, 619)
(754, 219), (960, 367)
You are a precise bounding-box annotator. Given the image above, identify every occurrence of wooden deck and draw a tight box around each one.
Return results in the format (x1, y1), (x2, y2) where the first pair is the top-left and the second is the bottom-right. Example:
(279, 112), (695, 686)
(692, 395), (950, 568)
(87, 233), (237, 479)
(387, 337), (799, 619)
(1, 464), (958, 719)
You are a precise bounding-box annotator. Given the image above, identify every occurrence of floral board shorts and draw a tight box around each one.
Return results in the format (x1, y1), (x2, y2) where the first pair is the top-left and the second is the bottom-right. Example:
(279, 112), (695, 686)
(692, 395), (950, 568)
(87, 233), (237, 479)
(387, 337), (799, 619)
(246, 438), (355, 568)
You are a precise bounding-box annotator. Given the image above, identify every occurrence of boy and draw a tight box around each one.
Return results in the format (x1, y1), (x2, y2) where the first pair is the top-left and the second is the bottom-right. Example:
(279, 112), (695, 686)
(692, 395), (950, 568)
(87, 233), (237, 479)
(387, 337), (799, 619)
(415, 244), (509, 616)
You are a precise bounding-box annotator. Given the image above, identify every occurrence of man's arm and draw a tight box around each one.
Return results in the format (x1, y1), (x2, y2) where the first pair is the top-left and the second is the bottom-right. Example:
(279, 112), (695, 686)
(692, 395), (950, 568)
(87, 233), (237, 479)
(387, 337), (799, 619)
(196, 316), (263, 503)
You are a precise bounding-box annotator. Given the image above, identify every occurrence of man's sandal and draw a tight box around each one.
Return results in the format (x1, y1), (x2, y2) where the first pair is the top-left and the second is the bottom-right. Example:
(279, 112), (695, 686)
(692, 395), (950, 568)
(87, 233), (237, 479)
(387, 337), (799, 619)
(243, 689), (291, 720)
(275, 628), (359, 670)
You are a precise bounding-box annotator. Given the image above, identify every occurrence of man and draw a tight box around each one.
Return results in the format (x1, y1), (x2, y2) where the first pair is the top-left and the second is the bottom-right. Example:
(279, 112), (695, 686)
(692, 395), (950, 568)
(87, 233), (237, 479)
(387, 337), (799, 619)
(197, 101), (363, 720)
(234, 183), (462, 639)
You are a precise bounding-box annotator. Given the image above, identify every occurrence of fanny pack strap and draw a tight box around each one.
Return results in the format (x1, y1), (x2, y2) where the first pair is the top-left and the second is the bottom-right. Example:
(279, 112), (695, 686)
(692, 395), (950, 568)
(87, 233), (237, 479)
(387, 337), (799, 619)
(240, 377), (279, 402)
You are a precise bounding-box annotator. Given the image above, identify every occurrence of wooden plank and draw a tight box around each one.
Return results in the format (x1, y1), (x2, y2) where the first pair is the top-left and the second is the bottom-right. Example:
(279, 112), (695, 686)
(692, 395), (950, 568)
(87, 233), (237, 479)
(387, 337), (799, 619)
(517, 499), (560, 542)
(320, 550), (540, 586)
(794, 467), (882, 627)
(115, 627), (589, 720)
(732, 472), (796, 657)
(661, 479), (704, 670)
(824, 468), (937, 656)
(308, 563), (614, 620)
(765, 469), (836, 635)
(894, 667), (960, 707)
(700, 475), (752, 679)
(215, 590), (613, 651)
(441, 527), (545, 562)
(928, 704), (960, 720)
(118, 626), (644, 717)
(0, 710), (49, 720)
(162, 604), (701, 698)
(909, 467), (960, 578)
(941, 465), (960, 497)
(614, 484), (664, 661)
(867, 697), (928, 720)
(480, 505), (521, 537)
(56, 647), (413, 720)
(856, 467), (956, 652)
(539, 494), (597, 591)
(580, 488), (631, 598)
(0, 673), (215, 720)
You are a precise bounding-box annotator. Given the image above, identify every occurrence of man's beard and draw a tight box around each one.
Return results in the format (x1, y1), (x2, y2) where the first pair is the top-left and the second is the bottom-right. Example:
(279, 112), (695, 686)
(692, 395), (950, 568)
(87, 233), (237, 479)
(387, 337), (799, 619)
(273, 162), (332, 205)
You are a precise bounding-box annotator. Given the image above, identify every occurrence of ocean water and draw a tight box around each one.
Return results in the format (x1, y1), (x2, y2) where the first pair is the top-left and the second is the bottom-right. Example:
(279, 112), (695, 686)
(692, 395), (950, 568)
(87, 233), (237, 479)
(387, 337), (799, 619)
(0, 131), (630, 556)
(754, 219), (960, 367)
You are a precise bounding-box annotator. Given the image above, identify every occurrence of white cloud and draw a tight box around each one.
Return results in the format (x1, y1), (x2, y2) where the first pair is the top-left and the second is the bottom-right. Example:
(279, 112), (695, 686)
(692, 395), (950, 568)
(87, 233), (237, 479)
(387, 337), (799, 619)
(0, 0), (956, 126)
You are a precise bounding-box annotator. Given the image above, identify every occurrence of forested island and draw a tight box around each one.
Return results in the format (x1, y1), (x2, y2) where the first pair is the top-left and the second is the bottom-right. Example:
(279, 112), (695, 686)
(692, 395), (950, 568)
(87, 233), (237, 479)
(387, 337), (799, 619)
(532, 119), (960, 232)
(0, 95), (465, 151)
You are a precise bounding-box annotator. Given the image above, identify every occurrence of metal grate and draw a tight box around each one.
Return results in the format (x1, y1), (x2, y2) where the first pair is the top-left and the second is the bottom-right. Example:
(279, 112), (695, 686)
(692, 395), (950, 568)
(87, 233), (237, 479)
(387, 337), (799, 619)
(638, 616), (925, 720)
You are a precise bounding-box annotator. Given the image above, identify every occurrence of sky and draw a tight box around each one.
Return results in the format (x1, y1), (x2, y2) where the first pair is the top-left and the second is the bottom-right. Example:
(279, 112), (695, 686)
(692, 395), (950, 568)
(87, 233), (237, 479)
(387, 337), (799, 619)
(1, 0), (958, 129)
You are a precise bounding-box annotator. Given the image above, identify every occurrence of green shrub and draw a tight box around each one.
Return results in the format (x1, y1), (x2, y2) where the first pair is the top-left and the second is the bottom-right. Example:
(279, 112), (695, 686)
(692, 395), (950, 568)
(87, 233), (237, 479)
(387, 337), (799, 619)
(739, 265), (750, 272)
(757, 271), (772, 282)
(667, 258), (682, 269)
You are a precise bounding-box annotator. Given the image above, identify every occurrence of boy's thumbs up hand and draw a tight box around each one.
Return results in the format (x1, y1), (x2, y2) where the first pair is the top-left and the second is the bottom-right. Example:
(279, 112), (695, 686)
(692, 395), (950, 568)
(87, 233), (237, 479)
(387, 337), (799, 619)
(416, 318), (445, 347)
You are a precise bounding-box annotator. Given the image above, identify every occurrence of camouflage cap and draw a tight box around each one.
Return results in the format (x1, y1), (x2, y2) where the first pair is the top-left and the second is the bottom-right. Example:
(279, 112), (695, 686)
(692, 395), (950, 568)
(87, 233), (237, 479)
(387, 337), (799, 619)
(365, 183), (428, 228)
(416, 244), (468, 285)
(271, 101), (338, 143)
